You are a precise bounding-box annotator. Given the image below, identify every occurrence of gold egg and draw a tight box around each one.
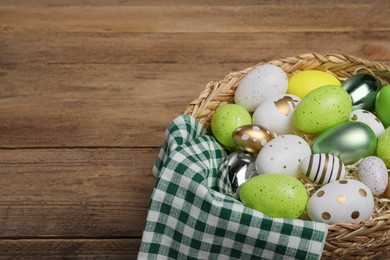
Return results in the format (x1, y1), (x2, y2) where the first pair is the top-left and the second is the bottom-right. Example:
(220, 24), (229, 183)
(232, 124), (276, 154)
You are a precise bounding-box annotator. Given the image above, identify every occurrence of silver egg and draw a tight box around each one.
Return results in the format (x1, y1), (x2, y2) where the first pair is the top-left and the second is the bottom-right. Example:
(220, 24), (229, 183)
(218, 151), (258, 198)
(342, 73), (381, 111)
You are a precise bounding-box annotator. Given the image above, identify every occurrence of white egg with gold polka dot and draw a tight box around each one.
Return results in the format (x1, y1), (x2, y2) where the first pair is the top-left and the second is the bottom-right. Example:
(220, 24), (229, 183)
(255, 134), (311, 177)
(349, 109), (385, 138)
(307, 179), (374, 224)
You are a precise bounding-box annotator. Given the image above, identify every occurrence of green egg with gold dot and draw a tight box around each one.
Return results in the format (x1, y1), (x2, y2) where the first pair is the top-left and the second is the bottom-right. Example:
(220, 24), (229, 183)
(211, 104), (252, 149)
(376, 85), (390, 128)
(377, 126), (390, 168)
(293, 85), (352, 134)
(239, 173), (308, 219)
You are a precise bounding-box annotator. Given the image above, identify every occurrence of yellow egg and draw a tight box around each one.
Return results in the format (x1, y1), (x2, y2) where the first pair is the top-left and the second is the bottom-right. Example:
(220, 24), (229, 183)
(287, 70), (341, 98)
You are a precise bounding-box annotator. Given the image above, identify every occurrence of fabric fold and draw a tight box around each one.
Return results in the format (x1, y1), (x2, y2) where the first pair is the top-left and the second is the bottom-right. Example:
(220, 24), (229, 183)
(140, 114), (328, 260)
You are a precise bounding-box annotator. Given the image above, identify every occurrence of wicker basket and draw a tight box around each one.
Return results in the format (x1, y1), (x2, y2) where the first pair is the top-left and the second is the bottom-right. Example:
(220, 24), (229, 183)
(185, 53), (390, 259)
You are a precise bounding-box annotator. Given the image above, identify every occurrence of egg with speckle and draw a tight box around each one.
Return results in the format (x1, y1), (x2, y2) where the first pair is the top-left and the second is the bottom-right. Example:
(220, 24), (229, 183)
(293, 85), (352, 134)
(349, 109), (385, 138)
(307, 179), (374, 224)
(256, 135), (311, 177)
(211, 104), (252, 149)
(234, 64), (288, 112)
(376, 85), (390, 128)
(239, 173), (308, 219)
(232, 124), (276, 154)
(300, 154), (346, 185)
(359, 156), (388, 195)
(252, 94), (301, 135)
(287, 70), (341, 99)
(377, 127), (390, 168)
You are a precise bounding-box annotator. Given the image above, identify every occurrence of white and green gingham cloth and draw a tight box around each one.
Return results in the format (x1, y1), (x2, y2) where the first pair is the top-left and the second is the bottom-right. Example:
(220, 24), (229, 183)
(138, 115), (328, 260)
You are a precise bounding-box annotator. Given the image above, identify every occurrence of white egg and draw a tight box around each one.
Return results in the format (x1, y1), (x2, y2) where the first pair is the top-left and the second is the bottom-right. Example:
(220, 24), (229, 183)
(255, 134), (311, 177)
(300, 153), (346, 185)
(359, 156), (388, 195)
(349, 109), (385, 138)
(234, 64), (288, 112)
(253, 94), (301, 135)
(307, 179), (374, 224)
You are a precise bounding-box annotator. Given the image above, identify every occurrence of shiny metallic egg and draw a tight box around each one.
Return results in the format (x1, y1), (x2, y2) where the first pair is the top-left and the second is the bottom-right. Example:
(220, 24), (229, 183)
(218, 151), (258, 198)
(232, 124), (276, 154)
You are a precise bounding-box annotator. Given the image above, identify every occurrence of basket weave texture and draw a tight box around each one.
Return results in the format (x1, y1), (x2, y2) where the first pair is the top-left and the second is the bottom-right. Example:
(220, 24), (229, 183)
(185, 53), (390, 259)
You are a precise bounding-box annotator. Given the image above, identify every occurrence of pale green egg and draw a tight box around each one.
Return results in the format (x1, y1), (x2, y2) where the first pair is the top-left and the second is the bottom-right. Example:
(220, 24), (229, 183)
(293, 85), (352, 133)
(312, 121), (377, 165)
(211, 104), (252, 148)
(377, 127), (390, 168)
(239, 173), (308, 219)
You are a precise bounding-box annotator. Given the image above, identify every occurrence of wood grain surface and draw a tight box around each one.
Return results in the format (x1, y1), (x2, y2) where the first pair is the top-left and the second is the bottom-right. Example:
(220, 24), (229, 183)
(0, 0), (389, 259)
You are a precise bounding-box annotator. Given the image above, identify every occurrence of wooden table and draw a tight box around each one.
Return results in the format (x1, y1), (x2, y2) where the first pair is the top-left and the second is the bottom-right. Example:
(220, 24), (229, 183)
(0, 1), (389, 259)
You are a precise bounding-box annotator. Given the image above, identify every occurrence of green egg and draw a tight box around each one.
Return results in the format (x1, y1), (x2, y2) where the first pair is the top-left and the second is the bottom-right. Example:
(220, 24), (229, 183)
(377, 127), (390, 168)
(293, 85), (352, 133)
(312, 121), (377, 165)
(239, 173), (308, 219)
(376, 85), (390, 128)
(211, 104), (252, 148)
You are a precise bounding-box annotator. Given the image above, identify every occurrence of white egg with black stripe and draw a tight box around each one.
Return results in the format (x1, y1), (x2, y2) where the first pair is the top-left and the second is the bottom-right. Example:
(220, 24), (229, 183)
(300, 153), (346, 185)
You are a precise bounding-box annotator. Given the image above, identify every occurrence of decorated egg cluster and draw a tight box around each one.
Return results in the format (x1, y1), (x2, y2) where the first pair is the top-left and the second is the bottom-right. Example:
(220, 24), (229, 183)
(211, 64), (390, 224)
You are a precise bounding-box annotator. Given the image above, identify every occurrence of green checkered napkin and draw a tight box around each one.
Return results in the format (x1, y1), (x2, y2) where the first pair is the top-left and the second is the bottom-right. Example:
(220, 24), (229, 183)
(138, 115), (328, 260)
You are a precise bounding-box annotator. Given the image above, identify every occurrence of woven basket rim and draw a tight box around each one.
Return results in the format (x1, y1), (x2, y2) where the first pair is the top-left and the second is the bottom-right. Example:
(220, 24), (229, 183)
(184, 52), (390, 259)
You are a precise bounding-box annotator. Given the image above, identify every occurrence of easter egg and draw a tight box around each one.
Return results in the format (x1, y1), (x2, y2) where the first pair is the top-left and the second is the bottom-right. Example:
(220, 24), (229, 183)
(376, 85), (390, 127)
(211, 104), (252, 148)
(359, 156), (388, 196)
(239, 173), (308, 219)
(307, 179), (374, 224)
(252, 94), (301, 135)
(232, 124), (276, 154)
(312, 121), (377, 165)
(342, 73), (381, 111)
(377, 127), (390, 168)
(234, 64), (288, 112)
(300, 154), (346, 185)
(293, 85), (352, 134)
(256, 135), (311, 177)
(287, 70), (341, 99)
(349, 109), (385, 138)
(218, 151), (257, 198)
